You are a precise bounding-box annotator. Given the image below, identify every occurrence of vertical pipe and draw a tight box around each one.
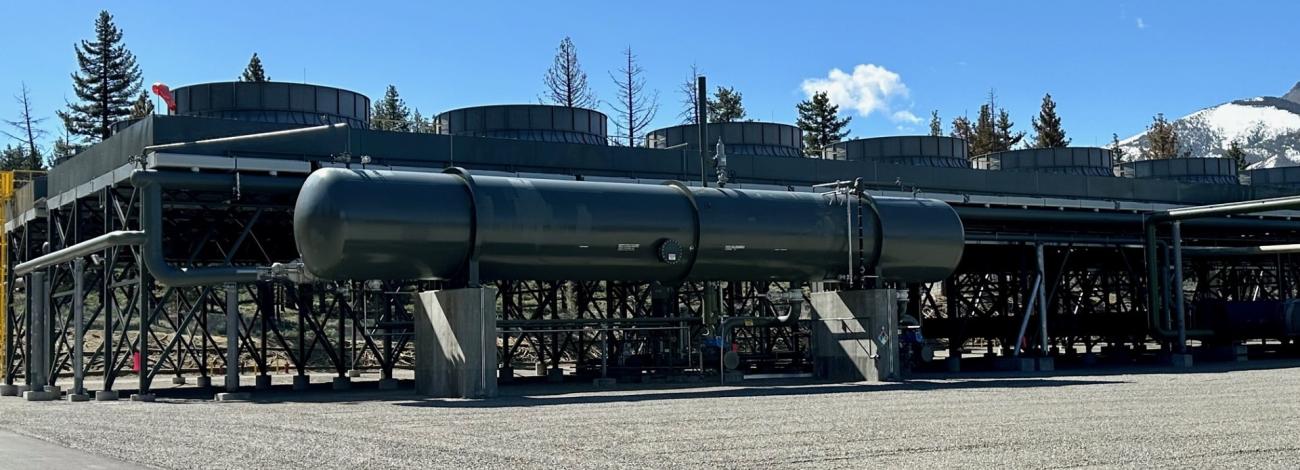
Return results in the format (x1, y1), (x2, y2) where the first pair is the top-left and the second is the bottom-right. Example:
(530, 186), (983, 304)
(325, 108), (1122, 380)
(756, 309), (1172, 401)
(1172, 221), (1187, 353)
(297, 284), (307, 376)
(1145, 221), (1161, 337)
(225, 282), (239, 392)
(1161, 243), (1172, 330)
(28, 272), (45, 388)
(138, 270), (151, 394)
(73, 258), (85, 395)
(1036, 244), (1049, 355)
(1012, 276), (1041, 357)
(696, 75), (708, 188)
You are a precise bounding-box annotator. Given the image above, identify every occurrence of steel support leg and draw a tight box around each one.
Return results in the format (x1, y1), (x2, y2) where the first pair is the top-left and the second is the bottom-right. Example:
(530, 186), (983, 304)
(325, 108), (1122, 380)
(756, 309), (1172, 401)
(225, 282), (239, 392)
(73, 259), (85, 395)
(1172, 222), (1187, 353)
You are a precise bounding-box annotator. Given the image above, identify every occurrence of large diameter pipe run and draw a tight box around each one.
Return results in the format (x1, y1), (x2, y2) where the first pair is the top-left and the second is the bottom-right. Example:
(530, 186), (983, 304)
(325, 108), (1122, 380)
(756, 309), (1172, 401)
(293, 169), (965, 283)
(14, 231), (146, 276)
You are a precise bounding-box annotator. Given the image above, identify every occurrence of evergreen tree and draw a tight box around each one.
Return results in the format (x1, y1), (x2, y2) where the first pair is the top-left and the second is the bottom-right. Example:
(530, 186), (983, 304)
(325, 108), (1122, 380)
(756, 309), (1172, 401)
(928, 110), (942, 136)
(409, 109), (435, 133)
(0, 145), (30, 172)
(130, 90), (154, 119)
(1142, 113), (1179, 159)
(1225, 139), (1248, 170)
(1030, 93), (1070, 148)
(678, 64), (704, 124)
(950, 115), (973, 143)
(51, 121), (82, 164)
(542, 37), (595, 108)
(371, 85), (411, 132)
(608, 47), (659, 146)
(796, 91), (851, 156)
(1109, 133), (1127, 164)
(995, 108), (1024, 151)
(57, 11), (144, 143)
(240, 53), (269, 82)
(708, 86), (745, 123)
(3, 83), (47, 163)
(970, 103), (997, 155)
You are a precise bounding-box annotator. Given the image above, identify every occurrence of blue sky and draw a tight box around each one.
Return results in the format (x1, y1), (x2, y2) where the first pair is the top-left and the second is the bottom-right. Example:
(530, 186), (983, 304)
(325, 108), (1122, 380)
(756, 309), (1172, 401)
(2, 1), (1298, 149)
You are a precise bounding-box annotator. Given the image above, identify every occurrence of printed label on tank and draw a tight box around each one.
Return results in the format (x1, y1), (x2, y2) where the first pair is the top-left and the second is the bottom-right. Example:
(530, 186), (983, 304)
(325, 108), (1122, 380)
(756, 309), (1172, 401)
(617, 243), (640, 252)
(724, 245), (746, 252)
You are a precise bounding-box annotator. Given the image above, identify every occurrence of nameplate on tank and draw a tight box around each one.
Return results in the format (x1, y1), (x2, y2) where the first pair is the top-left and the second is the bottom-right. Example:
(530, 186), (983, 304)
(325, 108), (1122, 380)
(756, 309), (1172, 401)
(724, 244), (746, 252)
(617, 243), (640, 252)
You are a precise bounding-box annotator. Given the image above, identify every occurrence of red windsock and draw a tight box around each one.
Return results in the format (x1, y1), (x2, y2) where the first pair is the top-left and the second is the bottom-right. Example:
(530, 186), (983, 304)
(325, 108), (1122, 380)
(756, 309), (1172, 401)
(151, 82), (176, 113)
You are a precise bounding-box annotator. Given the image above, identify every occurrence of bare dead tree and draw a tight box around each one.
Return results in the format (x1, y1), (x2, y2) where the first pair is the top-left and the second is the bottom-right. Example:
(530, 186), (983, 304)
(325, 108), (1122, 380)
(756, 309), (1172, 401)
(543, 36), (595, 108)
(678, 63), (703, 124)
(608, 47), (659, 146)
(3, 82), (48, 159)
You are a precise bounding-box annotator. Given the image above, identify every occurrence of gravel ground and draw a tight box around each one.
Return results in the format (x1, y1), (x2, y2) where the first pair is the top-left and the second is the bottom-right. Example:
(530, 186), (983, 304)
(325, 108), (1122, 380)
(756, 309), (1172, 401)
(1, 363), (1299, 469)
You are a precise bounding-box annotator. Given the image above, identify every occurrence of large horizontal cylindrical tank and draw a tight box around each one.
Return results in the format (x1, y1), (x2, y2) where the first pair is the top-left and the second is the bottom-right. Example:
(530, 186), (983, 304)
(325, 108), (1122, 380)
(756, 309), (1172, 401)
(294, 169), (964, 283)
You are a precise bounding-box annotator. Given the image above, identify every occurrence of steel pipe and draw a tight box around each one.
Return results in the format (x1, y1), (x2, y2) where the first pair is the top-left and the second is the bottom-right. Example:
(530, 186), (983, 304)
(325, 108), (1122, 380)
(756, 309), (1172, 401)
(14, 231), (146, 276)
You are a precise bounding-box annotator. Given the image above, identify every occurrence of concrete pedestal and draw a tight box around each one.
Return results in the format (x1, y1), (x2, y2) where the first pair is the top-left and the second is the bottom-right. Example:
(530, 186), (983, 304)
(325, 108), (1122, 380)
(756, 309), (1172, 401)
(1036, 356), (1055, 372)
(0, 384), (17, 396)
(414, 287), (498, 398)
(196, 376), (212, 389)
(546, 368), (564, 383)
(292, 375), (310, 391)
(215, 392), (251, 402)
(23, 390), (59, 401)
(129, 393), (155, 402)
(94, 390), (119, 401)
(255, 374), (272, 391)
(347, 370), (362, 378)
(809, 289), (899, 382)
(331, 376), (352, 391)
(67, 393), (89, 402)
(171, 376), (187, 385)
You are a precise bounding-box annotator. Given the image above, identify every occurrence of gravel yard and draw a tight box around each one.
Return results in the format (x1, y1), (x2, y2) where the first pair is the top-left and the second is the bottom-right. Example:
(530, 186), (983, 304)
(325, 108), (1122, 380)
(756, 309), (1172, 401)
(1, 362), (1299, 469)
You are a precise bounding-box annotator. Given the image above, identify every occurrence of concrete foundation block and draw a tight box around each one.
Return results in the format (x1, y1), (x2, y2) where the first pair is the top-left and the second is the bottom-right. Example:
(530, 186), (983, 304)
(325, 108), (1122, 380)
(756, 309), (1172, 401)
(292, 375), (311, 391)
(94, 390), (119, 401)
(534, 362), (547, 376)
(129, 393), (155, 402)
(944, 357), (961, 373)
(332, 376), (352, 391)
(1170, 353), (1194, 368)
(16, 385), (29, 393)
(255, 374), (272, 391)
(0, 384), (17, 396)
(171, 376), (187, 385)
(809, 289), (899, 382)
(196, 376), (212, 389)
(23, 390), (60, 401)
(378, 378), (400, 390)
(215, 392), (251, 402)
(67, 393), (89, 402)
(1036, 356), (1055, 372)
(414, 287), (498, 398)
(347, 369), (362, 378)
(592, 378), (617, 387)
(546, 368), (564, 383)
(43, 385), (61, 394)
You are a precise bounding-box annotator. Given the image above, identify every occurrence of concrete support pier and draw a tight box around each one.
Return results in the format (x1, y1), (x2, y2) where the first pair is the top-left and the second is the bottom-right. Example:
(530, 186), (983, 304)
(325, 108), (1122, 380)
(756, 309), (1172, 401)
(413, 287), (498, 399)
(809, 289), (899, 382)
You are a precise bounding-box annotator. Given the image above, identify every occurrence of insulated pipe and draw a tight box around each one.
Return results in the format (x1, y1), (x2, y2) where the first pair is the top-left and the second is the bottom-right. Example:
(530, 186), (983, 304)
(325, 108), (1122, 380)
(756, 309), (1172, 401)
(1153, 194), (1300, 222)
(142, 123), (348, 153)
(294, 169), (965, 284)
(956, 206), (1300, 232)
(14, 231), (146, 276)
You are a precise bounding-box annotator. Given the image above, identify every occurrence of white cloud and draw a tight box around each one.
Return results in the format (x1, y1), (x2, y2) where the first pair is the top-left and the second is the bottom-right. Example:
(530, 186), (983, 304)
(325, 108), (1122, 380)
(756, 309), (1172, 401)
(1136, 17), (1146, 29)
(801, 64), (916, 123)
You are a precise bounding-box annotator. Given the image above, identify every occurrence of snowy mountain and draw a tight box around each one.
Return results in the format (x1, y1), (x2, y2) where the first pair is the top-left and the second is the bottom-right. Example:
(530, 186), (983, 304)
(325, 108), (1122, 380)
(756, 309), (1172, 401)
(1118, 82), (1300, 169)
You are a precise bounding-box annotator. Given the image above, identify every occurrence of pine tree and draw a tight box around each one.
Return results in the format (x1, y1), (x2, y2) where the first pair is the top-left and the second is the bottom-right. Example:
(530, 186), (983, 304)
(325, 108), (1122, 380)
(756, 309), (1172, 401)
(950, 115), (973, 143)
(240, 53), (269, 82)
(928, 110), (942, 136)
(57, 11), (144, 143)
(1030, 93), (1070, 148)
(1109, 133), (1127, 164)
(678, 64), (704, 124)
(796, 91), (851, 156)
(542, 37), (595, 108)
(970, 103), (997, 155)
(3, 83), (47, 163)
(1143, 113), (1179, 159)
(130, 90), (154, 119)
(410, 109), (435, 133)
(608, 47), (659, 146)
(1225, 139), (1248, 170)
(708, 86), (745, 123)
(995, 108), (1024, 151)
(371, 85), (411, 132)
(0, 145), (30, 171)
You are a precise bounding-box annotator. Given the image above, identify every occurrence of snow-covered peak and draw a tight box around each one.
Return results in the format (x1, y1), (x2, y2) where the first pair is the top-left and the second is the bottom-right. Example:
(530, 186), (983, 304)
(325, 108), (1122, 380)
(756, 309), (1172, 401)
(1118, 82), (1300, 168)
